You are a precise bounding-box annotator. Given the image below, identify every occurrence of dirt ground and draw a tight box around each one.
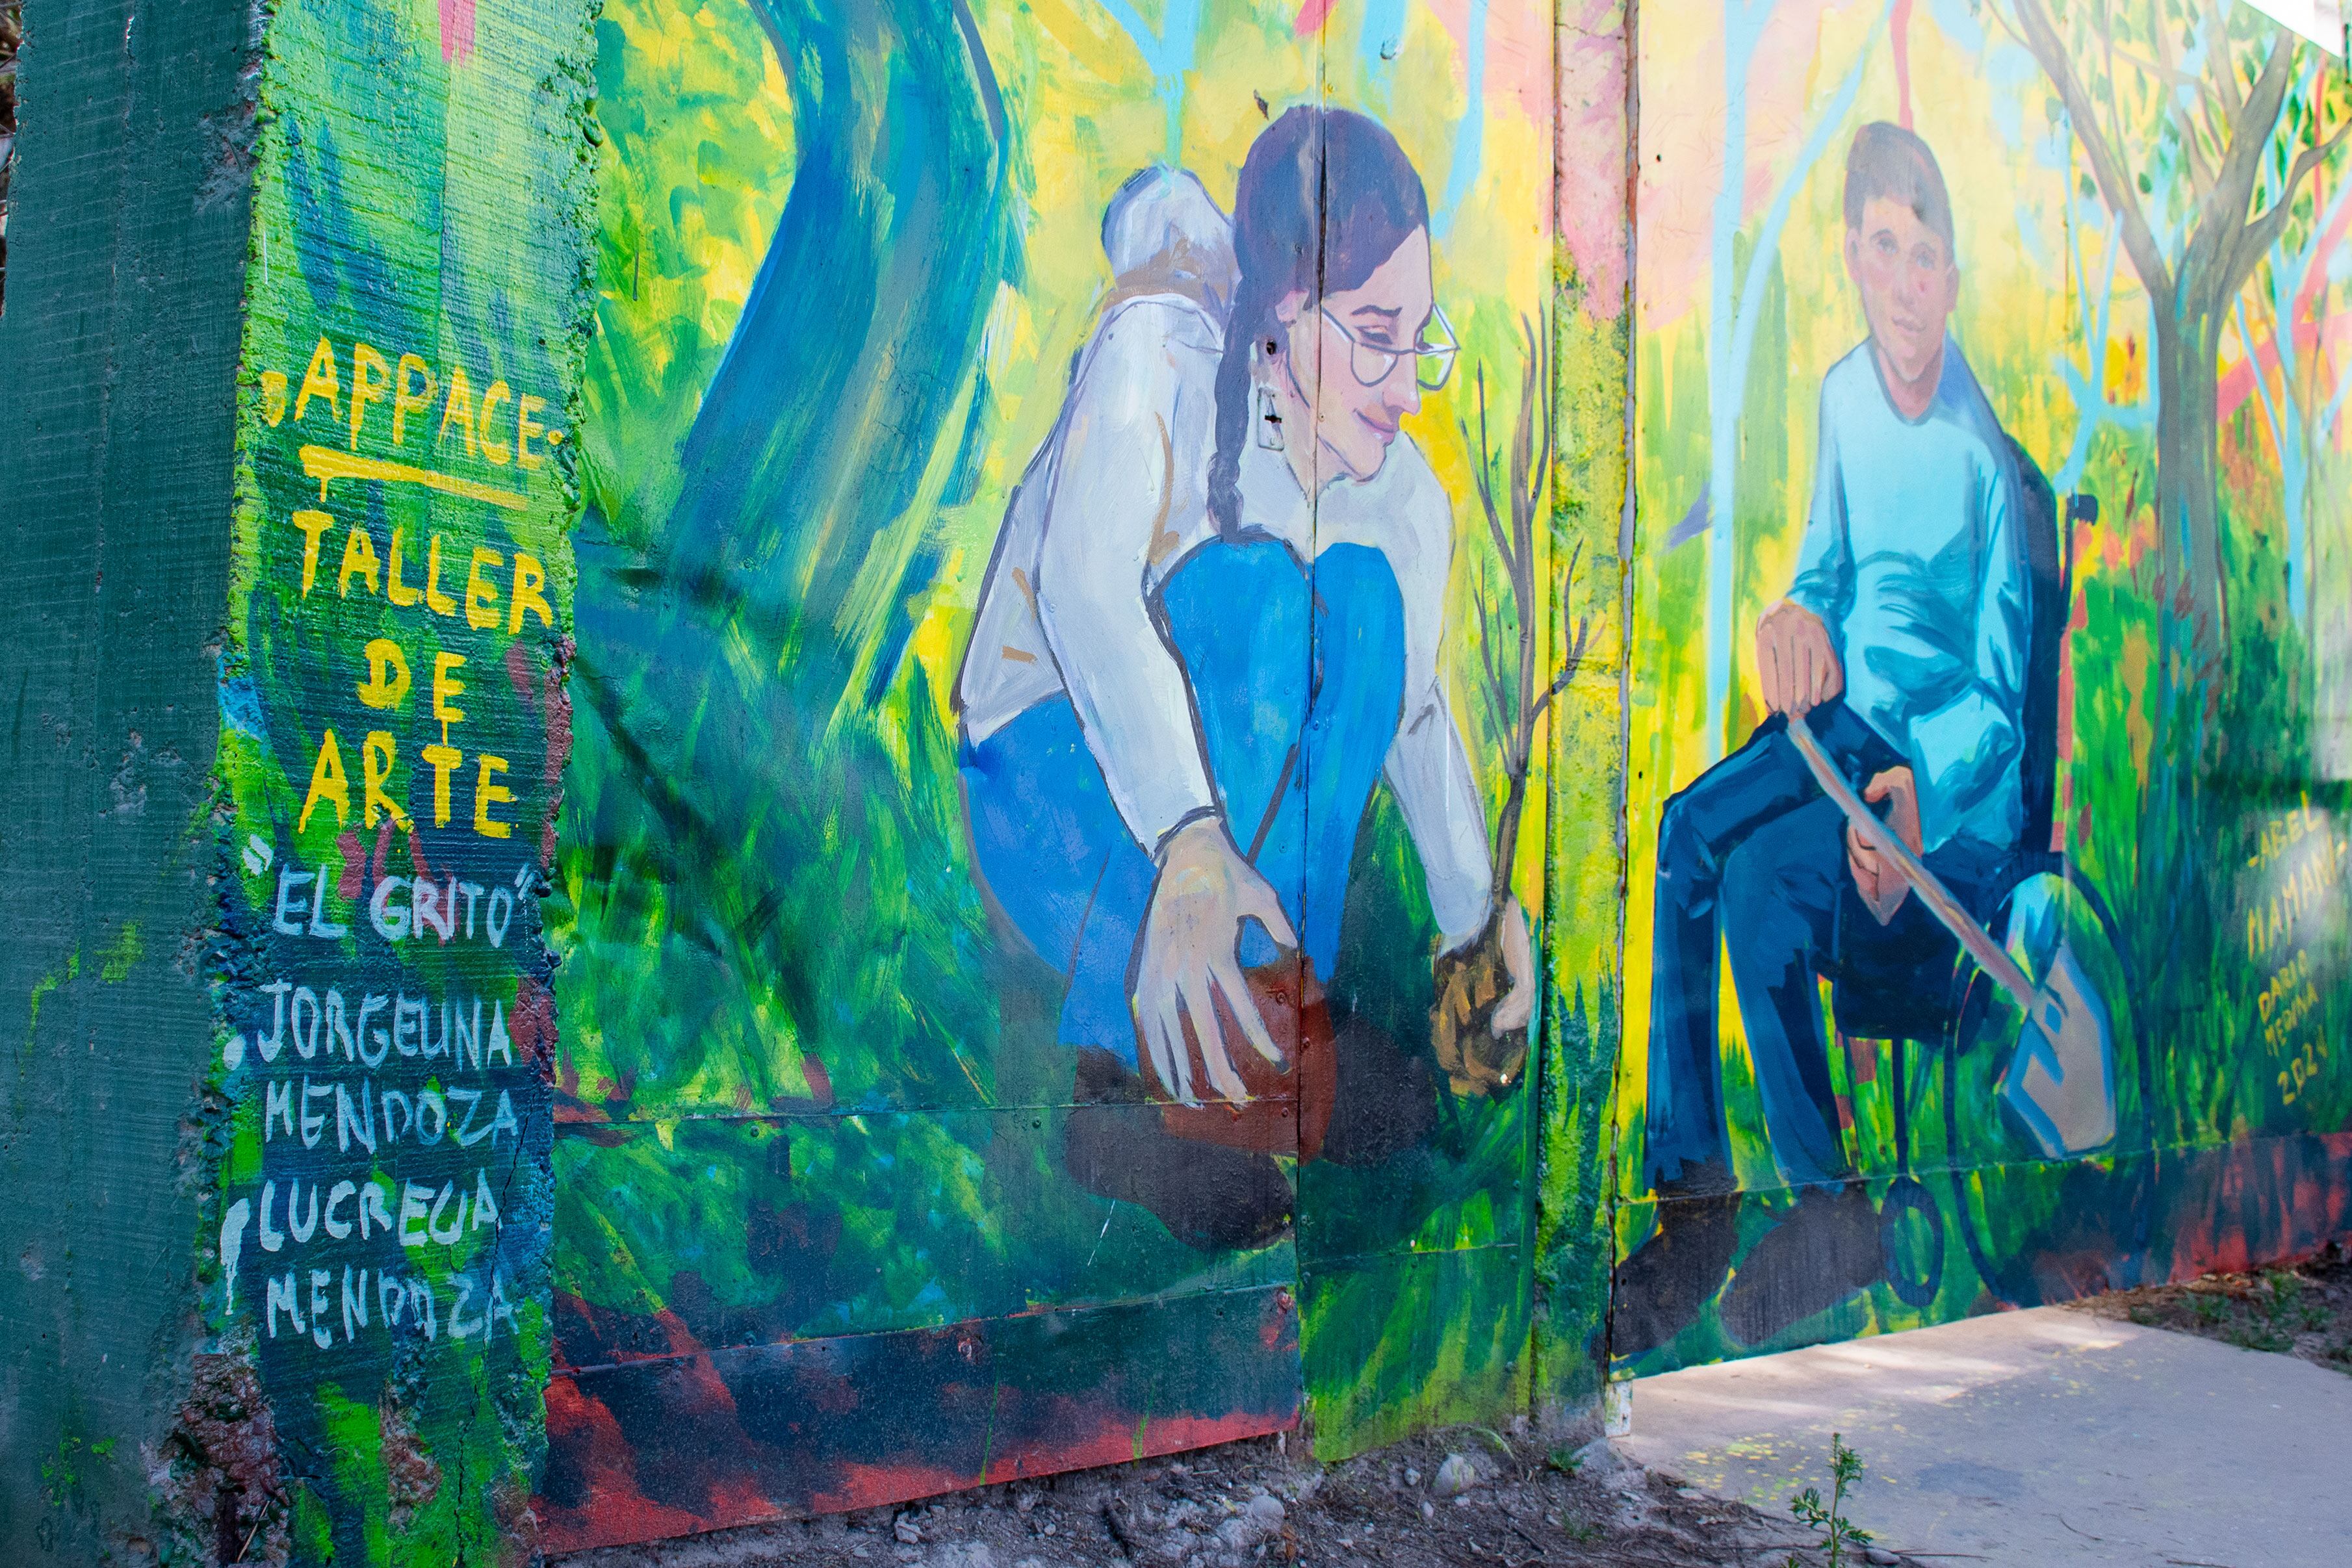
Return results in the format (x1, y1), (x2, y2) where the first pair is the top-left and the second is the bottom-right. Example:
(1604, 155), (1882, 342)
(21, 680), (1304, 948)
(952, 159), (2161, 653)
(549, 1250), (2352, 1568)
(554, 1424), (1922, 1568)
(2068, 1239), (2352, 1374)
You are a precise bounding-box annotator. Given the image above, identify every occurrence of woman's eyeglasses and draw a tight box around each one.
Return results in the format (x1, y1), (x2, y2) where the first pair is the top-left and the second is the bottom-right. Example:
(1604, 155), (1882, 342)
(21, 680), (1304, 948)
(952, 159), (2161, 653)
(1322, 303), (1458, 392)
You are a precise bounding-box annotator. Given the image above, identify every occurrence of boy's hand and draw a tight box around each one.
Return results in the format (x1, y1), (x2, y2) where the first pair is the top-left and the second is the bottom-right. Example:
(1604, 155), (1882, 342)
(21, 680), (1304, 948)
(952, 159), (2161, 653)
(1756, 600), (1844, 717)
(1846, 766), (1922, 923)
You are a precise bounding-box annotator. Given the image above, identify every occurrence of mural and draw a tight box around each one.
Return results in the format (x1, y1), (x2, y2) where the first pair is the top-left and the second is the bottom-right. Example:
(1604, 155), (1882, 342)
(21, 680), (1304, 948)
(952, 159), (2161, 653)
(1616, 0), (2352, 1370)
(16, 0), (2352, 1561)
(542, 0), (1612, 1548)
(198, 1), (592, 1563)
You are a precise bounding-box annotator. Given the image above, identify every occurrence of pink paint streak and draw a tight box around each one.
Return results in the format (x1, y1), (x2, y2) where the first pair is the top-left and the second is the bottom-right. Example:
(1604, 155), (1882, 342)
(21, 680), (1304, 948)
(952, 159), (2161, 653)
(440, 0), (476, 64)
(1558, 0), (1630, 316)
(2218, 304), (2352, 426)
(1891, 0), (1915, 129)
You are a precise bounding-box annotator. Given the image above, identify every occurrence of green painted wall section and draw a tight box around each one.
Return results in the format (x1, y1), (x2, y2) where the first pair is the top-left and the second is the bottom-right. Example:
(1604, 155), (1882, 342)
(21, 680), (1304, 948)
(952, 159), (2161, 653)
(0, 0), (1632, 1554)
(0, 0), (596, 1562)
(196, 0), (596, 1562)
(1529, 0), (1635, 1420)
(549, 12), (1606, 1542)
(0, 0), (256, 1560)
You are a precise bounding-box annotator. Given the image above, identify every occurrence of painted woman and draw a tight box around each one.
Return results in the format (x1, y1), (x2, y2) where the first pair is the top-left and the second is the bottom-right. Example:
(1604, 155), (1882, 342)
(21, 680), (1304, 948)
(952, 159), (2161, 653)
(956, 108), (1532, 1250)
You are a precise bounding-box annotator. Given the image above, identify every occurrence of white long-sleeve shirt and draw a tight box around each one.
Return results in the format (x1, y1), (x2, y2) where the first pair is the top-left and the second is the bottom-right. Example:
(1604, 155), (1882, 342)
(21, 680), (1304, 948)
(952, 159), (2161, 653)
(956, 294), (1495, 948)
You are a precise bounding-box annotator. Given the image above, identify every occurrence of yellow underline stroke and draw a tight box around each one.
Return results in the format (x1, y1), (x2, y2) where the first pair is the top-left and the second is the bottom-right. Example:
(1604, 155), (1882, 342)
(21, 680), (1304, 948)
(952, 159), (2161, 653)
(300, 445), (529, 510)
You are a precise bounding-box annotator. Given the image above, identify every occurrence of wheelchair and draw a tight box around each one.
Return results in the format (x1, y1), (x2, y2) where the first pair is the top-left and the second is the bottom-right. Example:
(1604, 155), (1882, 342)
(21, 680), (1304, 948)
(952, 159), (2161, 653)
(1814, 454), (2149, 1311)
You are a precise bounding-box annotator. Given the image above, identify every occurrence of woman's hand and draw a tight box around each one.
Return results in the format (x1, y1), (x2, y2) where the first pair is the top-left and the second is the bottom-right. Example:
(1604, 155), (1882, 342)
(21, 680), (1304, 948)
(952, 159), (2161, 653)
(1432, 895), (1538, 1096)
(1135, 816), (1299, 1106)
(1490, 896), (1534, 1036)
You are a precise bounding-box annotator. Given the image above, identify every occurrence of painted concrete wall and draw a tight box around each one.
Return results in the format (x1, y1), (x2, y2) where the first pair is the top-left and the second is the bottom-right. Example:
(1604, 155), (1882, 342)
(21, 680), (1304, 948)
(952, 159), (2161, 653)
(1617, 0), (2352, 1372)
(0, 0), (253, 1559)
(3, 0), (594, 1562)
(540, 0), (1623, 1549)
(3, 0), (2348, 1563)
(197, 0), (594, 1558)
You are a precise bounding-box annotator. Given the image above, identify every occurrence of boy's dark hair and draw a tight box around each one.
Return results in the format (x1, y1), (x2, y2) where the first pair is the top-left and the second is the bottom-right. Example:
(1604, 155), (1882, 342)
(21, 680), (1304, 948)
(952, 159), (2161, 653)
(1843, 122), (1954, 255)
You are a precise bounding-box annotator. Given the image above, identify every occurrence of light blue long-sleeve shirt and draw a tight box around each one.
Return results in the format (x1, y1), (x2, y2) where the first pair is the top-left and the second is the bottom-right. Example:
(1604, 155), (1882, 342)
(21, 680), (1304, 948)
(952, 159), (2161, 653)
(1786, 339), (2032, 855)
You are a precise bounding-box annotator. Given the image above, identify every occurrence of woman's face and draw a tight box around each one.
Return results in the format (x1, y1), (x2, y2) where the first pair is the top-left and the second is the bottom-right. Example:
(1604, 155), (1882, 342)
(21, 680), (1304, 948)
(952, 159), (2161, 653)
(1274, 227), (1433, 483)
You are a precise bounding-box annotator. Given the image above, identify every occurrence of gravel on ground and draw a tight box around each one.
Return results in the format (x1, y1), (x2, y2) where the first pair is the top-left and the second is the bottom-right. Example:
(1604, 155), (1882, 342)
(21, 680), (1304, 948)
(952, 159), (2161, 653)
(554, 1424), (1926, 1568)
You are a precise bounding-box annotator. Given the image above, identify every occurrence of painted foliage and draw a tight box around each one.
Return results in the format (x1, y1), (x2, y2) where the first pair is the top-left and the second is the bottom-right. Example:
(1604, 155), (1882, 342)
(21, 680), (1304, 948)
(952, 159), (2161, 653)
(544, 0), (1611, 1547)
(201, 1), (593, 1562)
(1619, 0), (2352, 1372)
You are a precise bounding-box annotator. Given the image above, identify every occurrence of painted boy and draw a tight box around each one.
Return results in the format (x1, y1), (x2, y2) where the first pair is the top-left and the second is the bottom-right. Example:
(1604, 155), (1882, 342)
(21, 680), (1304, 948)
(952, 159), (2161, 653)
(1618, 123), (2033, 1350)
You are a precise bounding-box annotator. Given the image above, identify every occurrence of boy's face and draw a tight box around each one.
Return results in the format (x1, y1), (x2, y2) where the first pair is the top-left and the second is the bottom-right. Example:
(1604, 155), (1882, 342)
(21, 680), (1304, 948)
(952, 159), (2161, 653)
(1844, 195), (1959, 388)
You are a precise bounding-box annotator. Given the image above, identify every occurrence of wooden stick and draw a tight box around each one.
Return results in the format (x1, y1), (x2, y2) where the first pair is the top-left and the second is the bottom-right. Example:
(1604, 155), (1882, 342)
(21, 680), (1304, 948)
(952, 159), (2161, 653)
(1786, 713), (2038, 1012)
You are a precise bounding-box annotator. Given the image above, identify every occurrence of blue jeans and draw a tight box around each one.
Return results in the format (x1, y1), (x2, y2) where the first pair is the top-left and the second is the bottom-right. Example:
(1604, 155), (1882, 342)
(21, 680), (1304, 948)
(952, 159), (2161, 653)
(962, 538), (1406, 1066)
(1645, 701), (2003, 1192)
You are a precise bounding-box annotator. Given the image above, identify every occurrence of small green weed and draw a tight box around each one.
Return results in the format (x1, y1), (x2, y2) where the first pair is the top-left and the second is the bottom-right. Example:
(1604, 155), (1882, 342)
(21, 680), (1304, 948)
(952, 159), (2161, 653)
(1462, 1424), (1516, 1458)
(2227, 1321), (2294, 1353)
(1786, 1432), (1874, 1568)
(1545, 1445), (1582, 1476)
(2192, 1271), (2331, 1353)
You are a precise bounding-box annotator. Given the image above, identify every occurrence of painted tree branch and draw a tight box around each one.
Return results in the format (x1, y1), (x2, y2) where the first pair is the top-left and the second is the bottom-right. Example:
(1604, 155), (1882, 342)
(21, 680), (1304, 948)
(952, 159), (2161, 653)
(2000, 0), (2337, 657)
(1434, 313), (1596, 1096)
(2198, 38), (2301, 296)
(2145, 20), (2221, 196)
(1460, 316), (1594, 912)
(2231, 120), (2352, 302)
(2007, 0), (2173, 302)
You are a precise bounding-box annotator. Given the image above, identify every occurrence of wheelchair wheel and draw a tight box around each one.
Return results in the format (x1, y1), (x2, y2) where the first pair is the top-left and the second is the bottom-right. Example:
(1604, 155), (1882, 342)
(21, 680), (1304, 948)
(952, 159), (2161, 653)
(1878, 1174), (1944, 1309)
(1941, 858), (2143, 1302)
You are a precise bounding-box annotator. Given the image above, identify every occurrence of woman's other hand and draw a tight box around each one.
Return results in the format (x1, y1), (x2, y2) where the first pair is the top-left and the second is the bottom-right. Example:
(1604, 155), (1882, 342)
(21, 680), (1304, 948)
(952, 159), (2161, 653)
(1432, 895), (1537, 1097)
(1490, 897), (1534, 1035)
(1136, 817), (1299, 1105)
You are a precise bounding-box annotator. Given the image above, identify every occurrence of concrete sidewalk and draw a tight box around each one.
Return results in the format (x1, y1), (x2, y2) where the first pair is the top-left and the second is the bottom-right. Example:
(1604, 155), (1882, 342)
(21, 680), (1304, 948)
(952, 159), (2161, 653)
(1615, 1306), (2352, 1568)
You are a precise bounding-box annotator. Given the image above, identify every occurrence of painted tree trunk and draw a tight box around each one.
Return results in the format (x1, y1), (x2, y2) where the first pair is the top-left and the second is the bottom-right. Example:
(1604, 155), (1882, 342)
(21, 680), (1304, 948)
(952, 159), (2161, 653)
(2153, 304), (2232, 663)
